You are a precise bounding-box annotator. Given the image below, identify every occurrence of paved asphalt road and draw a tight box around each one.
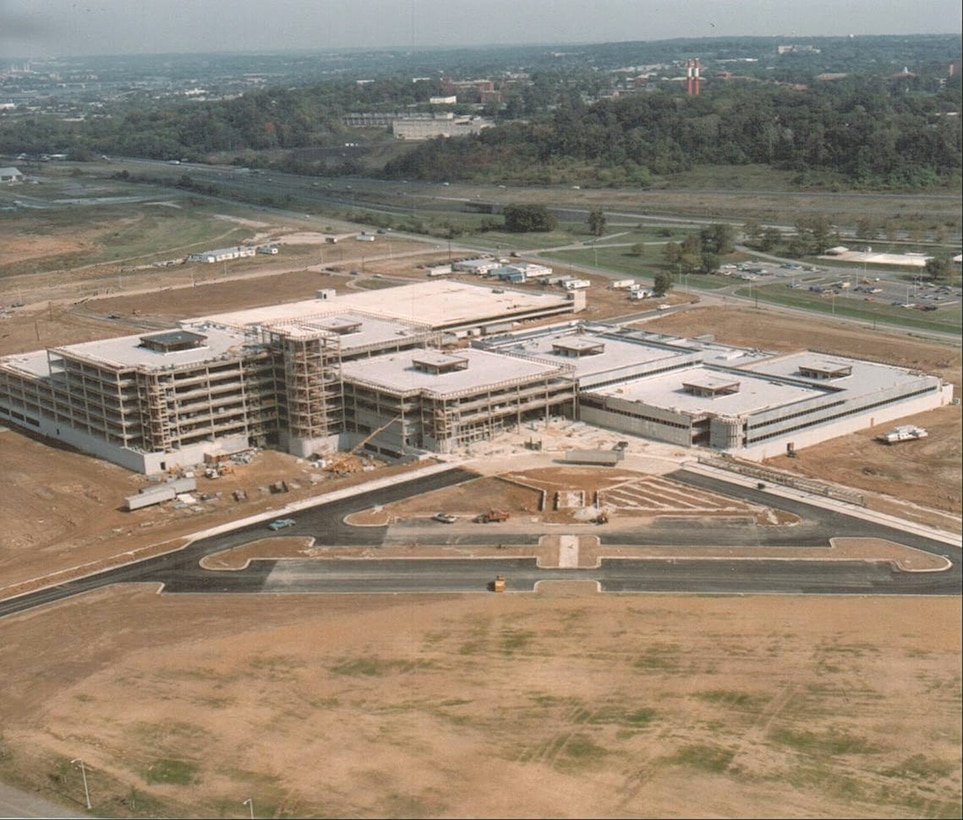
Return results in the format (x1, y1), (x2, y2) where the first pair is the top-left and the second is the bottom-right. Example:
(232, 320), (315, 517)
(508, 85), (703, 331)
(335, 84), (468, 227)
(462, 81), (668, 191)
(1, 466), (959, 620)
(0, 782), (87, 819)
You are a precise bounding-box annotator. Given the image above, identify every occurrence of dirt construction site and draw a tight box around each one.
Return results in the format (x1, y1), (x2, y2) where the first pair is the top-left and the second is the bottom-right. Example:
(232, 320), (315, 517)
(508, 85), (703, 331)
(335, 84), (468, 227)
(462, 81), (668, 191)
(0, 210), (961, 818)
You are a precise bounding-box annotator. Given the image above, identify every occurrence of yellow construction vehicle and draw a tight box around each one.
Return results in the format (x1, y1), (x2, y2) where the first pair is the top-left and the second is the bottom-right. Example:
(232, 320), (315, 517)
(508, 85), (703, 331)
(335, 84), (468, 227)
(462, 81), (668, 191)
(491, 574), (506, 593)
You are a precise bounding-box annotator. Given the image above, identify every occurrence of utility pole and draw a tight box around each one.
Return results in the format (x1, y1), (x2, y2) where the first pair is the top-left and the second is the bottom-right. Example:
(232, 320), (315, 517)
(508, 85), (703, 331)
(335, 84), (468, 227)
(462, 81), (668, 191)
(71, 759), (91, 810)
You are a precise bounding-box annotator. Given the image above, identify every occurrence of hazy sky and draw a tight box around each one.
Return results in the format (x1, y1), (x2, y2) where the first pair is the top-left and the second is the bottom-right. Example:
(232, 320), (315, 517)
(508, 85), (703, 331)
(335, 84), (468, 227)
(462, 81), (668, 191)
(1, 0), (960, 59)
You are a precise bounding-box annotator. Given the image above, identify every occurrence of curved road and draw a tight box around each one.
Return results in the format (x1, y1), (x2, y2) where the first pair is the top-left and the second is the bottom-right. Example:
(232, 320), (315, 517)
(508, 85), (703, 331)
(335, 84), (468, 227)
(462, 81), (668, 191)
(1, 466), (959, 619)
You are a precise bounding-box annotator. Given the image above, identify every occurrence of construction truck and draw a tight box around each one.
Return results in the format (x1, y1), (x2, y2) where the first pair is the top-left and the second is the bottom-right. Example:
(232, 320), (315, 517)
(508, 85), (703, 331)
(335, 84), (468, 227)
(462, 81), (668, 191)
(490, 574), (506, 593)
(475, 509), (510, 523)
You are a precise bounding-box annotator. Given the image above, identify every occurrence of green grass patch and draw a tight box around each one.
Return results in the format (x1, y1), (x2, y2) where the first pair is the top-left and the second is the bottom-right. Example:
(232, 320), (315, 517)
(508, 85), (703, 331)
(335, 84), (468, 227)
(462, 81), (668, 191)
(738, 283), (961, 333)
(815, 641), (881, 657)
(586, 705), (658, 729)
(528, 692), (569, 707)
(768, 726), (880, 756)
(456, 639), (484, 656)
(500, 629), (535, 653)
(561, 733), (610, 764)
(633, 643), (682, 672)
(882, 754), (959, 780)
(694, 689), (768, 710)
(329, 656), (431, 676)
(667, 743), (736, 773)
(145, 757), (199, 786)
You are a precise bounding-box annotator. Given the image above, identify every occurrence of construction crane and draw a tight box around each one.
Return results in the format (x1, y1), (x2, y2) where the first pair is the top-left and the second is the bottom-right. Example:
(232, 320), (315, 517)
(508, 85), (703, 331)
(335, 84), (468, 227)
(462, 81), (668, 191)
(350, 416), (403, 456)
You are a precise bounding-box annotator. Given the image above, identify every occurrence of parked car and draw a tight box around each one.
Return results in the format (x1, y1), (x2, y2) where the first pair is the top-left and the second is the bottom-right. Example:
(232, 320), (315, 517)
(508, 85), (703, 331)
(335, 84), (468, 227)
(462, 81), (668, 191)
(432, 513), (457, 524)
(268, 518), (296, 531)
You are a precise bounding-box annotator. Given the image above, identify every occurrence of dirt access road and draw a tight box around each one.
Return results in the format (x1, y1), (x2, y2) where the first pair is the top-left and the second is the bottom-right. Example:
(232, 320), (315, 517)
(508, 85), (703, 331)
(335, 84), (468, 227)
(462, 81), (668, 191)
(0, 222), (960, 818)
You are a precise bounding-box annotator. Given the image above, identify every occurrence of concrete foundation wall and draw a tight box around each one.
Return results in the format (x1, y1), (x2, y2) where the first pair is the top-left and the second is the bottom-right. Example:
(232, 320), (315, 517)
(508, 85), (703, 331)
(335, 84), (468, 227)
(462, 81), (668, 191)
(579, 405), (692, 447)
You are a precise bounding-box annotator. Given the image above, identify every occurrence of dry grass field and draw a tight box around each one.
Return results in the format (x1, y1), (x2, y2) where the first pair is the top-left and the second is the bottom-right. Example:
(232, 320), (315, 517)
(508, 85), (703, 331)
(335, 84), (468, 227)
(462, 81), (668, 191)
(0, 188), (960, 819)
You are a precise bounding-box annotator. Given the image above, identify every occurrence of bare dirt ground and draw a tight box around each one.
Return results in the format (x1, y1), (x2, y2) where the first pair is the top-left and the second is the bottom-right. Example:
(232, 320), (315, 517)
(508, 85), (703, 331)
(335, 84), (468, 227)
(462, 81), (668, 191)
(0, 224), (960, 818)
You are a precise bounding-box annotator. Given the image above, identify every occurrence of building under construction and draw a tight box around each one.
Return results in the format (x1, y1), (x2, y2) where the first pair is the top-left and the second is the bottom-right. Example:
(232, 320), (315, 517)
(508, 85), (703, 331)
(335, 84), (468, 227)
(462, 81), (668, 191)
(0, 281), (952, 473)
(0, 281), (580, 472)
(340, 347), (576, 458)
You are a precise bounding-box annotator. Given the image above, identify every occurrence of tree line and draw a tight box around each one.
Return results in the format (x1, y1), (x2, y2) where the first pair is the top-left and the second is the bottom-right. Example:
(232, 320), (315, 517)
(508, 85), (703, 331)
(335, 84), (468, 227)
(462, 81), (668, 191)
(2, 50), (959, 192)
(384, 76), (961, 189)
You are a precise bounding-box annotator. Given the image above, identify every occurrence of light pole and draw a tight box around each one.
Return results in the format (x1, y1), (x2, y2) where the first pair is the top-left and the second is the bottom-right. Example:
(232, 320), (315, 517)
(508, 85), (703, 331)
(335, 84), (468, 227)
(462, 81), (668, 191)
(243, 797), (254, 819)
(71, 758), (91, 810)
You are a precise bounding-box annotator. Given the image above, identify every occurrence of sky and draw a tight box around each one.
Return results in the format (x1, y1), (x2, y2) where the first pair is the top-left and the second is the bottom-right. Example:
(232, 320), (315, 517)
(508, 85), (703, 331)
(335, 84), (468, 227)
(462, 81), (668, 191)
(1, 0), (960, 59)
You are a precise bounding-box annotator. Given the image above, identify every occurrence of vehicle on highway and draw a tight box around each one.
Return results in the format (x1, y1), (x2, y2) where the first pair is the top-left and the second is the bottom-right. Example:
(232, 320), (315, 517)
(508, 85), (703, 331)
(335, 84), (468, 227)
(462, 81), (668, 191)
(432, 513), (457, 524)
(268, 518), (296, 531)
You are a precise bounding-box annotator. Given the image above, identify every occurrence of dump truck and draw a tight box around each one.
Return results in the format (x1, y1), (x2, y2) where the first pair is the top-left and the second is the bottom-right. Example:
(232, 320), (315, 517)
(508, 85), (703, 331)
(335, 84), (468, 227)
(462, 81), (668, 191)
(491, 574), (506, 593)
(475, 509), (510, 523)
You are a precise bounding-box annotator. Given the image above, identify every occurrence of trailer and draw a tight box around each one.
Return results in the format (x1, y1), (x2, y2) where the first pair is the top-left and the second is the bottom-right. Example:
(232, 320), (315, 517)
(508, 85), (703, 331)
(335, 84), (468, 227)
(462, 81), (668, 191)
(875, 425), (928, 444)
(125, 477), (197, 511)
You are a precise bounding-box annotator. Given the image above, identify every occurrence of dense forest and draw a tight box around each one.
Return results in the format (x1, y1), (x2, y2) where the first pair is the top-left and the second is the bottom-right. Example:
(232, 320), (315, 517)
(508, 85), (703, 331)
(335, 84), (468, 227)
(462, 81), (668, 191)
(384, 77), (962, 189)
(2, 34), (960, 191)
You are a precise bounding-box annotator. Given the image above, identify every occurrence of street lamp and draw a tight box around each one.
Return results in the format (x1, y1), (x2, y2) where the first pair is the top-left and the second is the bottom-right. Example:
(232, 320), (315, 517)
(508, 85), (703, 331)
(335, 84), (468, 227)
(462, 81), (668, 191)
(70, 758), (91, 810)
(243, 797), (254, 819)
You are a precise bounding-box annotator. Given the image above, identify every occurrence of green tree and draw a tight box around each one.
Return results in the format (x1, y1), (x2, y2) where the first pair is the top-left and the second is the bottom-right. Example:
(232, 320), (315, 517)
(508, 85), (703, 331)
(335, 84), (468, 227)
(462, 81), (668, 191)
(587, 207), (606, 237)
(759, 227), (783, 252)
(503, 204), (557, 233)
(794, 215), (832, 255)
(662, 242), (684, 264)
(923, 254), (952, 283)
(700, 223), (736, 255)
(653, 271), (673, 296)
(742, 220), (763, 246)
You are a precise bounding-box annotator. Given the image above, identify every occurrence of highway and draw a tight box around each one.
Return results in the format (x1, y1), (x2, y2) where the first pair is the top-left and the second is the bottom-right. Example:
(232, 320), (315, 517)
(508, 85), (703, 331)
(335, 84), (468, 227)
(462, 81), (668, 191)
(1, 465), (958, 620)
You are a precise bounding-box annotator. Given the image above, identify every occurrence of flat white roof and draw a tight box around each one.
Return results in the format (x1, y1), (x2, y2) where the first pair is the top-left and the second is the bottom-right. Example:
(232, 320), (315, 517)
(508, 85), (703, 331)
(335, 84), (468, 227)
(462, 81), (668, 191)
(736, 351), (934, 393)
(190, 280), (571, 330)
(489, 329), (685, 379)
(259, 311), (430, 349)
(0, 325), (255, 377)
(342, 347), (568, 397)
(589, 363), (824, 416)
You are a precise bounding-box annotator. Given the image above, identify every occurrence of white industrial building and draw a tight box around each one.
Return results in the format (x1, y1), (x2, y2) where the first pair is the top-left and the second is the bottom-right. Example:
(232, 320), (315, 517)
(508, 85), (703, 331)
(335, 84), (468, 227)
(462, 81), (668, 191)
(186, 246), (257, 264)
(0, 281), (951, 473)
(0, 166), (25, 184)
(477, 323), (953, 460)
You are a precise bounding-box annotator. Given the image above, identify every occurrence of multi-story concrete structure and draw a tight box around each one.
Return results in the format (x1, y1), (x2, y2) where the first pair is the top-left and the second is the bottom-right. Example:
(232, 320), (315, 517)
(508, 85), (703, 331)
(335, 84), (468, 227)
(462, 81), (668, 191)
(341, 347), (576, 458)
(0, 281), (579, 472)
(0, 282), (952, 473)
